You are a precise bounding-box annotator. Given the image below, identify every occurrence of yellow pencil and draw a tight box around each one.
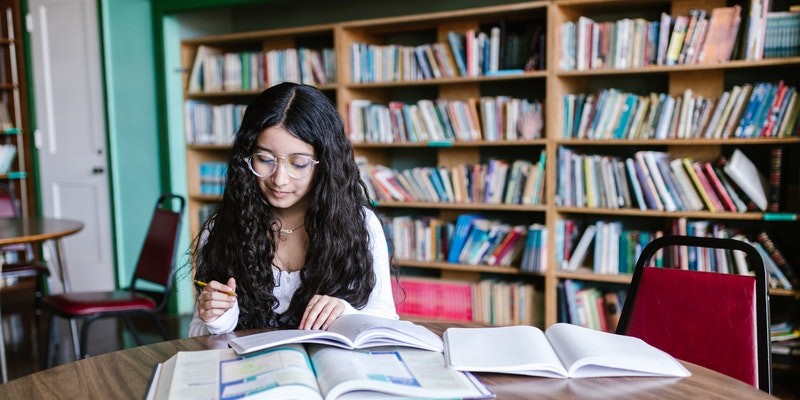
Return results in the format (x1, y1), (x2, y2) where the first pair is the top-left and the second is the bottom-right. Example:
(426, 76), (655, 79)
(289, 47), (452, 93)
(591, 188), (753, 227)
(194, 280), (236, 296)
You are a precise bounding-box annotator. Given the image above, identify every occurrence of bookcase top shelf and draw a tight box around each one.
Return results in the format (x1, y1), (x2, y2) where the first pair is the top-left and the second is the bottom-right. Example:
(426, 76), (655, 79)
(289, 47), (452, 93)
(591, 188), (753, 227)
(556, 207), (792, 221)
(377, 201), (547, 212)
(556, 57), (800, 76)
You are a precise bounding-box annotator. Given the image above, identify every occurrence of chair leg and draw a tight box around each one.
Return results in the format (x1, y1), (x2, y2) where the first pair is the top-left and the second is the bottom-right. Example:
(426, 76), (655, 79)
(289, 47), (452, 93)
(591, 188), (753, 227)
(122, 316), (143, 346)
(45, 313), (58, 369)
(78, 317), (100, 360)
(149, 313), (170, 341)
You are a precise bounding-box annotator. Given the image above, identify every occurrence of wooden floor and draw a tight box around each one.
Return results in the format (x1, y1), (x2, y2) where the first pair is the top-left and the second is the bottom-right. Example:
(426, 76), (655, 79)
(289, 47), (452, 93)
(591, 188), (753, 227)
(1, 277), (799, 398)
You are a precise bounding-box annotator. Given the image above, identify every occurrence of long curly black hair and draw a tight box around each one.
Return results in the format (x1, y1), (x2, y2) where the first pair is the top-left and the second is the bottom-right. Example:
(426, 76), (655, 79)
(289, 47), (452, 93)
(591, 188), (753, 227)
(191, 82), (376, 329)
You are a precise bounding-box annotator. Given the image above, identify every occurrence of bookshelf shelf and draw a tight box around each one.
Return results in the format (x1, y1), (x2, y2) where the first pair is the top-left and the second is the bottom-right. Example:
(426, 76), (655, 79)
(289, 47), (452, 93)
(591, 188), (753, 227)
(555, 57), (800, 76)
(556, 138), (800, 145)
(377, 201), (547, 212)
(556, 207), (775, 220)
(180, 0), (799, 331)
(353, 139), (547, 148)
(397, 259), (539, 275)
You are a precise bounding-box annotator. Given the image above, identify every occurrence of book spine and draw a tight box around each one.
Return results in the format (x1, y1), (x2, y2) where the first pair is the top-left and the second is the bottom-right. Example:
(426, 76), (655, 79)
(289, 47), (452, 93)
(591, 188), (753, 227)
(768, 146), (782, 211)
(755, 232), (798, 290)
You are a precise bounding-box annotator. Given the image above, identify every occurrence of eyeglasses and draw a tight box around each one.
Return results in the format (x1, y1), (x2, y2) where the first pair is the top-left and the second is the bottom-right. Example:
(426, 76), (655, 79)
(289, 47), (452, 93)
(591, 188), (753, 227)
(245, 152), (319, 179)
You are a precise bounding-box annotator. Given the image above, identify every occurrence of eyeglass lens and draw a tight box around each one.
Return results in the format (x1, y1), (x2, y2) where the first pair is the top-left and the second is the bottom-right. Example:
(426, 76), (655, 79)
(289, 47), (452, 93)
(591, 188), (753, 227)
(247, 152), (317, 179)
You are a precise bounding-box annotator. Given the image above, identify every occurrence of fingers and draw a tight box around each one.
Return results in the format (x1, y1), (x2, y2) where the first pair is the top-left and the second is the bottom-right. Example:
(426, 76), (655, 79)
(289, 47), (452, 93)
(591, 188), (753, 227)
(197, 279), (237, 323)
(300, 295), (344, 330)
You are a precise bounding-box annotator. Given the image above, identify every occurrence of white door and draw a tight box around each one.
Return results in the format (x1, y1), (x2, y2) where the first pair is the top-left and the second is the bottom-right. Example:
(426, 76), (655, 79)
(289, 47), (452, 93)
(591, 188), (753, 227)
(28, 0), (114, 292)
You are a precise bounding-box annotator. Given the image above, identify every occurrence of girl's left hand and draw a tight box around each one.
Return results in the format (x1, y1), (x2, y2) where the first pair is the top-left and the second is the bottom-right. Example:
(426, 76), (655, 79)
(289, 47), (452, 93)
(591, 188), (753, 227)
(300, 294), (345, 330)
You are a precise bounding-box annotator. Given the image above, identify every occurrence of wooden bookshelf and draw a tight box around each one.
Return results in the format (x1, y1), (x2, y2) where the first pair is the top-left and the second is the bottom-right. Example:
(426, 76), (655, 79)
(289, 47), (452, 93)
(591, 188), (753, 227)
(180, 0), (800, 330)
(0, 0), (32, 216)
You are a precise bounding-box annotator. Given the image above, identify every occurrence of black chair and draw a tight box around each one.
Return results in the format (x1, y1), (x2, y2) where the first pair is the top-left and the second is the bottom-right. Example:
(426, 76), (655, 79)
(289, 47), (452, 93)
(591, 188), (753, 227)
(616, 235), (772, 393)
(43, 194), (184, 365)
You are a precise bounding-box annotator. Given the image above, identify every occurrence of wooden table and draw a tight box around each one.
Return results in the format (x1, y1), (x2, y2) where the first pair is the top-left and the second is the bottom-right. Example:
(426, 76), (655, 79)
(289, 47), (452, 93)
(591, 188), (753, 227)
(0, 217), (84, 383)
(0, 322), (777, 399)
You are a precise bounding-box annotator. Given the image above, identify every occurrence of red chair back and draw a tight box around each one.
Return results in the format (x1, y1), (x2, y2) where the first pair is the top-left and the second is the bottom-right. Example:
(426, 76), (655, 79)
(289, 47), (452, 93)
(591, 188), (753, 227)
(130, 194), (185, 307)
(616, 235), (771, 393)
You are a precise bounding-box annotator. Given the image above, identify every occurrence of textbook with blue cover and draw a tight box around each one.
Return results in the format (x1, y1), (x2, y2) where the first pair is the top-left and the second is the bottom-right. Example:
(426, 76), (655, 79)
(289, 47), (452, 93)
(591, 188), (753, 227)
(147, 344), (493, 400)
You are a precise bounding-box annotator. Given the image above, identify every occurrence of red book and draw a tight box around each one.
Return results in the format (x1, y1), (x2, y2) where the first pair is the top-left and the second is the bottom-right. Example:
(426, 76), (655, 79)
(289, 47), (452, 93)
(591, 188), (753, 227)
(702, 162), (737, 212)
(690, 162), (725, 212)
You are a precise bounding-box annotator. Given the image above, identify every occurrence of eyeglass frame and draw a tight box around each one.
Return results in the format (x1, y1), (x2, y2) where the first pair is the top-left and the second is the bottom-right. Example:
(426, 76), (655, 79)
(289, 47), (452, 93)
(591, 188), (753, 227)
(244, 151), (320, 179)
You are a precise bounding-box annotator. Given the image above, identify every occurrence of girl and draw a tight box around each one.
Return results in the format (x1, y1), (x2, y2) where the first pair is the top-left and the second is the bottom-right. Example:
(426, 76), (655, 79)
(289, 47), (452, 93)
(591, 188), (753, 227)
(188, 82), (397, 336)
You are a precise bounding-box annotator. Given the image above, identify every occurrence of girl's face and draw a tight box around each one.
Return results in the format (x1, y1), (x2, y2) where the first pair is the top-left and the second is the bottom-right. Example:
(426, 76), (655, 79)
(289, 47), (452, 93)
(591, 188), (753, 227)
(250, 126), (317, 212)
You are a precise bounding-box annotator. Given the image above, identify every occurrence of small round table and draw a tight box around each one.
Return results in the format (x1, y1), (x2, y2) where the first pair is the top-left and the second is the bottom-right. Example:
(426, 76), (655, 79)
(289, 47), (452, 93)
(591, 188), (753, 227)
(0, 217), (84, 383)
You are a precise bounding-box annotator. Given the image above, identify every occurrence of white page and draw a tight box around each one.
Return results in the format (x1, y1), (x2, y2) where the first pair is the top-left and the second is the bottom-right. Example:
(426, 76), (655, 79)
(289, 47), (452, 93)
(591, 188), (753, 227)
(168, 349), (222, 399)
(545, 323), (690, 378)
(444, 326), (567, 378)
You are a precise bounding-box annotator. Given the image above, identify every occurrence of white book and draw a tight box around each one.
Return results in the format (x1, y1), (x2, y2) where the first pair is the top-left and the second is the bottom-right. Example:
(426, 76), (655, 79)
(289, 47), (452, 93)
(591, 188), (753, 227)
(567, 224), (596, 272)
(625, 158), (647, 210)
(723, 149), (768, 211)
(669, 158), (705, 211)
(641, 151), (677, 212)
(229, 314), (443, 355)
(444, 324), (691, 379)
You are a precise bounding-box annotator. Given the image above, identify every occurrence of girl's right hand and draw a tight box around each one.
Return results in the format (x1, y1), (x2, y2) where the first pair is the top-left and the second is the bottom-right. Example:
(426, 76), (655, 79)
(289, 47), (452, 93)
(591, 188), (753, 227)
(197, 277), (237, 323)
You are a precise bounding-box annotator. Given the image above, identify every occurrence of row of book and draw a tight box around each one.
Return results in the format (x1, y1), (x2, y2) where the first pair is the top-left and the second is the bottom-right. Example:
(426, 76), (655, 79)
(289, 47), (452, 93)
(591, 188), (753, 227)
(562, 81), (800, 141)
(556, 148), (774, 213)
(392, 276), (541, 326)
(187, 45), (336, 93)
(0, 144), (17, 175)
(559, 280), (626, 333)
(559, 4), (795, 71)
(359, 153), (546, 206)
(198, 162), (227, 196)
(388, 215), (529, 268)
(557, 219), (661, 275)
(349, 23), (545, 83)
(559, 217), (799, 290)
(184, 101), (246, 145)
(763, 10), (800, 58)
(348, 96), (543, 144)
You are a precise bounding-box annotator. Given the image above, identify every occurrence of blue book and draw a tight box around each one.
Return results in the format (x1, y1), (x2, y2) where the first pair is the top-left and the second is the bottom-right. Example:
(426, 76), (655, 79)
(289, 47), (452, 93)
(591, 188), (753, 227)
(735, 82), (765, 137)
(748, 82), (777, 137)
(613, 94), (638, 139)
(447, 31), (468, 77)
(427, 167), (448, 202)
(458, 219), (492, 264)
(447, 214), (482, 263)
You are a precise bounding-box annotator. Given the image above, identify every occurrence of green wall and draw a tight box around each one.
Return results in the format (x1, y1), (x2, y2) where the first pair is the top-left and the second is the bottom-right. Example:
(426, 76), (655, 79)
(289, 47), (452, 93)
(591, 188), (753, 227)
(100, 0), (161, 289)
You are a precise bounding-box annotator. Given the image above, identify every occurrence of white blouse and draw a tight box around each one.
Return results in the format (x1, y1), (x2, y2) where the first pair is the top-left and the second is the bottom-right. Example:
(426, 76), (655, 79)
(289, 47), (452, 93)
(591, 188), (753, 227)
(188, 208), (398, 336)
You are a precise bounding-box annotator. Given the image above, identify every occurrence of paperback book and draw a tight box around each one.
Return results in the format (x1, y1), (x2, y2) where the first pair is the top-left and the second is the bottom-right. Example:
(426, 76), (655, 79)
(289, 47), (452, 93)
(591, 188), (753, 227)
(443, 323), (691, 379)
(229, 314), (444, 354)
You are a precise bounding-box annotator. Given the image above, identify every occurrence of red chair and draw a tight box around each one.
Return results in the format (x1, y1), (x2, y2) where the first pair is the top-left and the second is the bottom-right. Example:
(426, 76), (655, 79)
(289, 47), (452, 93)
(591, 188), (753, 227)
(616, 235), (772, 393)
(0, 184), (50, 313)
(43, 194), (184, 364)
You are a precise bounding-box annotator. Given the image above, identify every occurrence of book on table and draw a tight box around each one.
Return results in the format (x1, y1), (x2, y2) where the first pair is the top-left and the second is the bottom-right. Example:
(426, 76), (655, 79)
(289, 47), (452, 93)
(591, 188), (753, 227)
(146, 343), (494, 400)
(443, 323), (691, 379)
(229, 314), (444, 354)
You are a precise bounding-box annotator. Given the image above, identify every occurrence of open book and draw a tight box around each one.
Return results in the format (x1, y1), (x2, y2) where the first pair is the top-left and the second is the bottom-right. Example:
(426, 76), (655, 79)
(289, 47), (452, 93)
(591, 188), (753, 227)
(229, 314), (444, 354)
(146, 344), (494, 400)
(443, 323), (691, 379)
